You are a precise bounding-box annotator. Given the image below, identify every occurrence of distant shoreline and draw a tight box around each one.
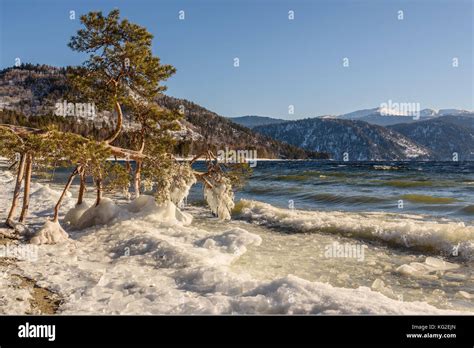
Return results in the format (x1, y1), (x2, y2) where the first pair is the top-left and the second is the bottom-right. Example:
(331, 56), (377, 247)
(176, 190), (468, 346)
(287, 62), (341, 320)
(1, 157), (473, 164)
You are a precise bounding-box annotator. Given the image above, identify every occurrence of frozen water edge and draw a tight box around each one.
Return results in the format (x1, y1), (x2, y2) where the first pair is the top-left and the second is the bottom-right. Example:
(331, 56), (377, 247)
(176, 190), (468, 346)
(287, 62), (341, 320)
(235, 199), (474, 260)
(0, 169), (470, 314)
(16, 220), (465, 314)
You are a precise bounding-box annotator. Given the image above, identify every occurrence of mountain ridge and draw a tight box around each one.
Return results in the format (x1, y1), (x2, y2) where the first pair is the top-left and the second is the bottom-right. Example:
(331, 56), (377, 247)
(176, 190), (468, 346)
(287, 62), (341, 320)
(230, 107), (473, 129)
(253, 117), (432, 161)
(0, 64), (327, 160)
(228, 115), (289, 128)
(389, 116), (474, 161)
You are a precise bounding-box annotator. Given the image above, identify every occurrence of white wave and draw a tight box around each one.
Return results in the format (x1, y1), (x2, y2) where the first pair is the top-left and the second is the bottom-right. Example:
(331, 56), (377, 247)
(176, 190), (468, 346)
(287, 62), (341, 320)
(234, 200), (474, 259)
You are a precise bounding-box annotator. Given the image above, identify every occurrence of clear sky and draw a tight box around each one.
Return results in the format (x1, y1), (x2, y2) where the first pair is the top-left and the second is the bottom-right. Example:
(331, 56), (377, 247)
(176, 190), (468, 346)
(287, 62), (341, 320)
(0, 0), (472, 118)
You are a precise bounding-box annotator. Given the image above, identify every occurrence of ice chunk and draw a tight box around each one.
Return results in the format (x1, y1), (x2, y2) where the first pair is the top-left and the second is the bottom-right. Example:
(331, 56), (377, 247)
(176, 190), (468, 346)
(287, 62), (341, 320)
(30, 220), (69, 245)
(127, 196), (193, 226)
(204, 180), (235, 220)
(127, 195), (156, 214)
(64, 202), (90, 227)
(198, 228), (262, 256)
(396, 257), (459, 277)
(455, 291), (473, 300)
(424, 257), (459, 271)
(371, 279), (398, 300)
(76, 198), (120, 229)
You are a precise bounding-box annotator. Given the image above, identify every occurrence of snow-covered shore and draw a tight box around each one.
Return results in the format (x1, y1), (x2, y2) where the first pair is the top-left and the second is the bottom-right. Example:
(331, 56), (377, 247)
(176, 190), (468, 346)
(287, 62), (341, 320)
(0, 168), (470, 314)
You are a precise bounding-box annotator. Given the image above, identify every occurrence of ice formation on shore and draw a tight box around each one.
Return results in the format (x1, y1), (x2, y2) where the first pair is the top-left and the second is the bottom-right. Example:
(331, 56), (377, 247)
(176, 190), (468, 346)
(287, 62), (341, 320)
(30, 220), (69, 245)
(204, 178), (235, 220)
(64, 202), (90, 227)
(75, 198), (121, 230)
(0, 171), (472, 314)
(235, 199), (474, 259)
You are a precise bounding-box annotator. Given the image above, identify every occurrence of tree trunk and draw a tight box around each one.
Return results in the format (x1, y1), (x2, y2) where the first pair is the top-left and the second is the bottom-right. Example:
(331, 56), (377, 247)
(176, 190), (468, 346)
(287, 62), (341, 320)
(133, 160), (142, 199)
(77, 168), (86, 205)
(18, 153), (33, 223)
(132, 136), (145, 199)
(104, 101), (123, 144)
(53, 167), (80, 222)
(6, 153), (26, 227)
(95, 173), (103, 206)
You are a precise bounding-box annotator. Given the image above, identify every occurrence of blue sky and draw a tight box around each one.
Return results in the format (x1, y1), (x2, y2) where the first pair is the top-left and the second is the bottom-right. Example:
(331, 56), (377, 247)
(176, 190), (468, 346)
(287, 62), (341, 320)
(0, 0), (472, 118)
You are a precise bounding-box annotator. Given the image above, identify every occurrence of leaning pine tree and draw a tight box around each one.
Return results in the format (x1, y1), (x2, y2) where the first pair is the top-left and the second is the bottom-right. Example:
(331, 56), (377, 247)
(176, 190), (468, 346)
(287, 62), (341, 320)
(65, 9), (241, 222)
(1, 9), (244, 244)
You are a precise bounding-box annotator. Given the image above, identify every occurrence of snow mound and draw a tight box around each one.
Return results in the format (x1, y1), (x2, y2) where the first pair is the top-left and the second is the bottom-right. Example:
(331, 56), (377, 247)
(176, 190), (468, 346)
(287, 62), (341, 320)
(31, 183), (72, 202)
(76, 198), (120, 229)
(128, 195), (193, 226)
(64, 202), (90, 227)
(30, 220), (69, 245)
(238, 275), (459, 315)
(70, 196), (193, 230)
(198, 228), (262, 257)
(235, 200), (474, 259)
(144, 200), (193, 226)
(126, 195), (156, 214)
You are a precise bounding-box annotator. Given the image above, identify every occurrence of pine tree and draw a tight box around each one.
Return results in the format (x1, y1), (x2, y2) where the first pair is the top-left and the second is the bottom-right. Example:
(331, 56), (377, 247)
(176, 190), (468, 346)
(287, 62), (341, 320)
(124, 97), (181, 198)
(67, 9), (176, 145)
(1, 9), (244, 235)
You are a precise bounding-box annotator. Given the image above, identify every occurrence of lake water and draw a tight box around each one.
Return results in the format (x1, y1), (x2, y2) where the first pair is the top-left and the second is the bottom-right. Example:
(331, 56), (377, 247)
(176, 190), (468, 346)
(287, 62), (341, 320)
(232, 160), (474, 222)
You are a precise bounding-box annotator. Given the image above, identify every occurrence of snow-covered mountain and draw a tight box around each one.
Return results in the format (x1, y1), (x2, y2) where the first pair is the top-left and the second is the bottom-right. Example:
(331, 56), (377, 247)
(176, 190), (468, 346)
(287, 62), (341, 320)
(253, 118), (432, 161)
(338, 107), (471, 120)
(389, 116), (474, 161)
(335, 107), (473, 126)
(336, 107), (474, 126)
(252, 114), (474, 161)
(337, 107), (392, 120)
(437, 109), (473, 116)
